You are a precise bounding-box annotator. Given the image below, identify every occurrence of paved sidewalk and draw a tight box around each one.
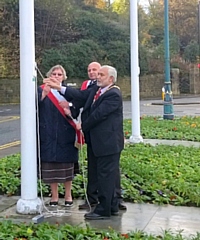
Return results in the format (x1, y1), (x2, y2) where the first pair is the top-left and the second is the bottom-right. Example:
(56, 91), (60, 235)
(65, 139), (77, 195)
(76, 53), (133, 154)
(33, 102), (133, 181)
(0, 139), (200, 238)
(144, 139), (200, 148)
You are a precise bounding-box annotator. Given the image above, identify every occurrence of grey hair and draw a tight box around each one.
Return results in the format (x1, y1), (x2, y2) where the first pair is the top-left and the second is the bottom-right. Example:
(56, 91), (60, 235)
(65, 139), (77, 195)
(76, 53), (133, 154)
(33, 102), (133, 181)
(101, 65), (117, 83)
(46, 65), (67, 79)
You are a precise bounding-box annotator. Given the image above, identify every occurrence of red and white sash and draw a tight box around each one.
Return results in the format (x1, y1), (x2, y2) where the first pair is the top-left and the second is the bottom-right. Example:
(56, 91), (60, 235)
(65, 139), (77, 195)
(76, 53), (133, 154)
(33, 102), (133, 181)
(40, 84), (85, 148)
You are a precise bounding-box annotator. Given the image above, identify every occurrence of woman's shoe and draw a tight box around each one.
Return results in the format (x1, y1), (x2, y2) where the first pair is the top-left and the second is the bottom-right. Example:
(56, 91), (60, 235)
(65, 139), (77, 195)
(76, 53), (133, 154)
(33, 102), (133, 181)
(65, 201), (73, 207)
(49, 201), (58, 207)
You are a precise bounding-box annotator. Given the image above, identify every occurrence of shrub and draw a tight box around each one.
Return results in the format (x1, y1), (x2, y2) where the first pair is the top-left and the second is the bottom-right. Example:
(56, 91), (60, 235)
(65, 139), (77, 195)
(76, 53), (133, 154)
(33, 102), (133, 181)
(40, 40), (107, 79)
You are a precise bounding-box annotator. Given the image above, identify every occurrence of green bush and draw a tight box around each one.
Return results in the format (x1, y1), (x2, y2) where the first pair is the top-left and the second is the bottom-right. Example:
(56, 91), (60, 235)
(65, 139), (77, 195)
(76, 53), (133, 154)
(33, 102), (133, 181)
(40, 38), (131, 78)
(40, 40), (107, 79)
(121, 143), (200, 206)
(184, 40), (199, 63)
(71, 10), (129, 45)
(0, 220), (193, 239)
(105, 41), (130, 76)
(0, 154), (20, 195)
(124, 116), (200, 141)
(139, 45), (149, 75)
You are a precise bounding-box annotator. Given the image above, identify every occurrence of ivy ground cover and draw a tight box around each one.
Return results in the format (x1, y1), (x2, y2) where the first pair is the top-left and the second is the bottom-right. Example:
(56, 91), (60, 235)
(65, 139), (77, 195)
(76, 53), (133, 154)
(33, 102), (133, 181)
(0, 116), (200, 206)
(124, 116), (200, 141)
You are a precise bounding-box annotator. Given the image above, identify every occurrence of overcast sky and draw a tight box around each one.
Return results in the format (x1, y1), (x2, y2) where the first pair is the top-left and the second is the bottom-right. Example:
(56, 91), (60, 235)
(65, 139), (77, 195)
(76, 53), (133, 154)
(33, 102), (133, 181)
(138, 0), (149, 6)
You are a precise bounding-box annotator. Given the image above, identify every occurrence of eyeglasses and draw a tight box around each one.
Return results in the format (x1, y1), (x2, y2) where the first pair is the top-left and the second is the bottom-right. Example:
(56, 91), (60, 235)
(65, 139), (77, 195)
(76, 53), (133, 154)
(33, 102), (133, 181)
(52, 73), (63, 76)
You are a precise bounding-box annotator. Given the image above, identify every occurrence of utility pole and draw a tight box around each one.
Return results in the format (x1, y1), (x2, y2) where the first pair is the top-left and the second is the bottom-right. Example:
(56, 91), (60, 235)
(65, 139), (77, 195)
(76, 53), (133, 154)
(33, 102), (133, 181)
(198, 1), (200, 61)
(129, 0), (143, 143)
(163, 0), (174, 120)
(17, 0), (42, 214)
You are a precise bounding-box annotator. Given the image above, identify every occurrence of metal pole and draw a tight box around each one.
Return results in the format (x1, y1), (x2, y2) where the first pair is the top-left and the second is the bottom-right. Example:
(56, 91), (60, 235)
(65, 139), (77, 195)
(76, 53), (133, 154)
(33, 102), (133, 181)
(163, 0), (174, 119)
(198, 1), (200, 59)
(17, 0), (42, 214)
(129, 0), (143, 143)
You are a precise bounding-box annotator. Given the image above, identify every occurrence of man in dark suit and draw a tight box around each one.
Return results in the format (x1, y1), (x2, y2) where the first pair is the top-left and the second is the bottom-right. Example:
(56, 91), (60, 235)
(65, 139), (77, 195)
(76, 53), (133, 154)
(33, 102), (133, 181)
(44, 65), (124, 219)
(78, 62), (126, 211)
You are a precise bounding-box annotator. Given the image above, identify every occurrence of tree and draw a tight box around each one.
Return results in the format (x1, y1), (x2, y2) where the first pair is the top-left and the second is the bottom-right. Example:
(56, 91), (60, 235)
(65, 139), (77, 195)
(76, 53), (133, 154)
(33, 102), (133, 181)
(138, 5), (151, 46)
(184, 41), (199, 63)
(112, 0), (129, 14)
(168, 0), (198, 48)
(105, 41), (130, 76)
(0, 0), (132, 78)
(71, 10), (129, 45)
(34, 0), (74, 48)
(147, 0), (198, 49)
(0, 0), (19, 77)
(84, 0), (106, 8)
(152, 34), (179, 61)
(147, 0), (164, 46)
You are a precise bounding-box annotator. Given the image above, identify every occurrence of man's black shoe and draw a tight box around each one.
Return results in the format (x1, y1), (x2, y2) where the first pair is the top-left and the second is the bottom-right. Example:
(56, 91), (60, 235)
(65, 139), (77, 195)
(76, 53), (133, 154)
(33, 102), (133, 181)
(119, 202), (127, 210)
(84, 212), (109, 220)
(78, 202), (97, 210)
(111, 211), (119, 216)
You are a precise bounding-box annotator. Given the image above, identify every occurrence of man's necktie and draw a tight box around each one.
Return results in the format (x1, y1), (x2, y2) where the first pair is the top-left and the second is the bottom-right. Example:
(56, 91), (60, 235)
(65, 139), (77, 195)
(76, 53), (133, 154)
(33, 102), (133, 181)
(88, 80), (96, 88)
(93, 88), (101, 102)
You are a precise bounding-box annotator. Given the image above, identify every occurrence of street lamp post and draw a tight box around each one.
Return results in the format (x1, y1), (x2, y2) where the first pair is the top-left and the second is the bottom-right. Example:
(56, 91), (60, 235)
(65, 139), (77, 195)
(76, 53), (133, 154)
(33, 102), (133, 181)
(163, 0), (174, 120)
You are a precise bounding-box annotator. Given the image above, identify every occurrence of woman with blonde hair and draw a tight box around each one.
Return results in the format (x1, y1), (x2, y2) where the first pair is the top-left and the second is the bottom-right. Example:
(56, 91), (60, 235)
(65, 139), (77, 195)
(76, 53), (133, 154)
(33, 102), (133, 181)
(37, 65), (78, 207)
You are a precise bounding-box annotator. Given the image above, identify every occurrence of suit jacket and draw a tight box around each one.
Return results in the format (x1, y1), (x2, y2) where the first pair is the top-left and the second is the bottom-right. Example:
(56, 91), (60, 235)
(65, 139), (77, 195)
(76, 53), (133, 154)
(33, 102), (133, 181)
(62, 85), (124, 157)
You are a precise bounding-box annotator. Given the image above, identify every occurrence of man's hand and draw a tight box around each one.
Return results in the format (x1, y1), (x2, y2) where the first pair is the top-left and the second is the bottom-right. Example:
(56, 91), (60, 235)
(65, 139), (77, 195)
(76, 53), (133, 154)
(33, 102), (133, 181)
(43, 77), (61, 91)
(59, 101), (69, 109)
(63, 107), (72, 117)
(76, 123), (82, 130)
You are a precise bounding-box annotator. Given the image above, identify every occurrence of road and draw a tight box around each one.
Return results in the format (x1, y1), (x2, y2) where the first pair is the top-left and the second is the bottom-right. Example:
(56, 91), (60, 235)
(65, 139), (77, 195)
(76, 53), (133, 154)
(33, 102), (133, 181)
(0, 97), (200, 158)
(123, 98), (200, 118)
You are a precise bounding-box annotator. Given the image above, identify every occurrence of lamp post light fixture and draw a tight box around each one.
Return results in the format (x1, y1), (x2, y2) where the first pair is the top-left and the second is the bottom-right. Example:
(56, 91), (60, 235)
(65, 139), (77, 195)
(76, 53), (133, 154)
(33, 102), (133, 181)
(163, 0), (174, 120)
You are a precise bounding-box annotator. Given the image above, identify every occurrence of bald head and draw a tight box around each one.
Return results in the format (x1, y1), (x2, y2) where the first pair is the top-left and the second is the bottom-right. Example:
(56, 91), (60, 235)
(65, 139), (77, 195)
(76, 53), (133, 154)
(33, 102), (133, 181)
(87, 62), (101, 80)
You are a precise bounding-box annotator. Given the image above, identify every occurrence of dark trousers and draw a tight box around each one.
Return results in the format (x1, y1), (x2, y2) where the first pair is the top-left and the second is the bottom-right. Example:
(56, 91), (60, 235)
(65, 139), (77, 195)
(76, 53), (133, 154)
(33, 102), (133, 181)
(86, 145), (122, 204)
(87, 145), (120, 216)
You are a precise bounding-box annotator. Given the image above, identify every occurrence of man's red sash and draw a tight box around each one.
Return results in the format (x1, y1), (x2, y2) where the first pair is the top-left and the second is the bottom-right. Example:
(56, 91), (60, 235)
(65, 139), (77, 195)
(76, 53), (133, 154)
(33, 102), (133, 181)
(80, 80), (89, 90)
(40, 85), (84, 148)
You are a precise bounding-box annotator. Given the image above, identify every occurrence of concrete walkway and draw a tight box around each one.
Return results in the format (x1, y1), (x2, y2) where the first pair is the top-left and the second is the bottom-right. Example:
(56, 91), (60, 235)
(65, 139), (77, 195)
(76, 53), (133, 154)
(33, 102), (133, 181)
(0, 139), (200, 238)
(144, 139), (200, 148)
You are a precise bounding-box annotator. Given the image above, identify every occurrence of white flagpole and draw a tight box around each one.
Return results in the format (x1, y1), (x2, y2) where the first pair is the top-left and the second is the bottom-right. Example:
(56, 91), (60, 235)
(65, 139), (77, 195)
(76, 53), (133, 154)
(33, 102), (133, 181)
(129, 0), (143, 143)
(17, 0), (42, 214)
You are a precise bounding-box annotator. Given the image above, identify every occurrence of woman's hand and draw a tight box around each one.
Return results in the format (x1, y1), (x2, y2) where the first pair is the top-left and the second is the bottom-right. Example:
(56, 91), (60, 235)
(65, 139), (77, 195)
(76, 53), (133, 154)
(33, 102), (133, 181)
(41, 83), (51, 100)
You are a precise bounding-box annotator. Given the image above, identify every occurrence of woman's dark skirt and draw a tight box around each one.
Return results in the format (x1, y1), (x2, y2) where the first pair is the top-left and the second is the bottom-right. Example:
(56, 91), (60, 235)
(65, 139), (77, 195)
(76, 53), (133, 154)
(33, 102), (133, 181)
(41, 162), (74, 184)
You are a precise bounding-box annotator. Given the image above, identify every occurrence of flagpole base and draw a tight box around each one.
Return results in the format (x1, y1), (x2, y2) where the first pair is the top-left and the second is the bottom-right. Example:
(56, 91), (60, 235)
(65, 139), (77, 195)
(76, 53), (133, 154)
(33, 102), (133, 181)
(129, 135), (143, 144)
(16, 197), (43, 214)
